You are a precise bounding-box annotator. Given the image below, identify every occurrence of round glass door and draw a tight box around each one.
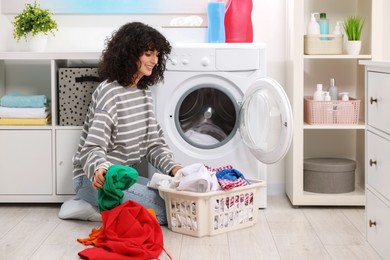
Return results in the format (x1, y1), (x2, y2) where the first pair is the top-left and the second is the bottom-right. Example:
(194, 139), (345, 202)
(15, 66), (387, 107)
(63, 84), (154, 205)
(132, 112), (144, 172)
(175, 85), (239, 149)
(239, 77), (293, 164)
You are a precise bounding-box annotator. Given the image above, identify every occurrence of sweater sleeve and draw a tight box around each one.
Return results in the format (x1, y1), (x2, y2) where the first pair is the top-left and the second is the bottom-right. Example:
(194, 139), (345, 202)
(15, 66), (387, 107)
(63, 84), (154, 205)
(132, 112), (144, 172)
(78, 108), (116, 180)
(146, 123), (180, 176)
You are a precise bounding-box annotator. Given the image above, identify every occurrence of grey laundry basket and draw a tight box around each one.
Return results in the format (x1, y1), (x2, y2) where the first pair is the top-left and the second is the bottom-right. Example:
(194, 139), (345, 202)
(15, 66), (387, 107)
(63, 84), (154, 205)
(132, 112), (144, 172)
(58, 68), (100, 126)
(304, 157), (356, 194)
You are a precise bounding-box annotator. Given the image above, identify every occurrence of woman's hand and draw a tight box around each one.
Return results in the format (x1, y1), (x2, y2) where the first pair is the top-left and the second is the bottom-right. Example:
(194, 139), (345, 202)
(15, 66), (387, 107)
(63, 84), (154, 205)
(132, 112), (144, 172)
(92, 168), (107, 189)
(170, 166), (182, 177)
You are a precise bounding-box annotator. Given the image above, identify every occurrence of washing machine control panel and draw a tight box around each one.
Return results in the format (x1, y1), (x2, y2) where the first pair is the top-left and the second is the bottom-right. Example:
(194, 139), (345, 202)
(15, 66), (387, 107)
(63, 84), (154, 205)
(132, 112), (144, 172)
(167, 44), (264, 72)
(167, 48), (216, 71)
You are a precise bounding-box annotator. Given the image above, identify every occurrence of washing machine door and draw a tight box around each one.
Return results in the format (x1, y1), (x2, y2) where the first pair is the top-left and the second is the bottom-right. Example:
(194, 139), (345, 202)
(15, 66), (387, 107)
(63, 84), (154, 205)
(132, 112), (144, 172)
(239, 77), (293, 164)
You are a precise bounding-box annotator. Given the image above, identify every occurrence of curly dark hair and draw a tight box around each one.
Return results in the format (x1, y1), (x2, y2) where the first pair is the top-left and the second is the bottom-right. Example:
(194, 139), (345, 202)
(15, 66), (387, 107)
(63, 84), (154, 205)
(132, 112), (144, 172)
(98, 22), (172, 89)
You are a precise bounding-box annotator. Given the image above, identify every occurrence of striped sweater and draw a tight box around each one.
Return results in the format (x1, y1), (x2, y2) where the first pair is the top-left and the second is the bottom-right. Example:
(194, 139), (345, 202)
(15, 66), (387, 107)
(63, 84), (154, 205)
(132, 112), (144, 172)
(72, 80), (179, 180)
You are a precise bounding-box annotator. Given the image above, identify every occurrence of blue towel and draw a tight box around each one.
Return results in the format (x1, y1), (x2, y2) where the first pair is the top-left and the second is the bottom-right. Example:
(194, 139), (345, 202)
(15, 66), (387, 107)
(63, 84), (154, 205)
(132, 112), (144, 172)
(0, 94), (48, 108)
(216, 168), (250, 183)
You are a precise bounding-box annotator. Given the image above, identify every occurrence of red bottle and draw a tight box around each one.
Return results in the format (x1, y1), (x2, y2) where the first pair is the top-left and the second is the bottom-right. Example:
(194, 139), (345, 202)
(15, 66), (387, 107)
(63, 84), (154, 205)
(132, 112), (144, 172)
(224, 0), (253, 43)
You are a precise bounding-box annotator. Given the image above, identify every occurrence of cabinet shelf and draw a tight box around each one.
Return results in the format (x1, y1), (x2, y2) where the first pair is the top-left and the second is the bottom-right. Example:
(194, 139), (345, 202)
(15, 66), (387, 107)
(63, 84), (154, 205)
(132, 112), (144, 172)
(304, 121), (365, 130)
(300, 184), (365, 206)
(0, 52), (100, 60)
(304, 54), (371, 59)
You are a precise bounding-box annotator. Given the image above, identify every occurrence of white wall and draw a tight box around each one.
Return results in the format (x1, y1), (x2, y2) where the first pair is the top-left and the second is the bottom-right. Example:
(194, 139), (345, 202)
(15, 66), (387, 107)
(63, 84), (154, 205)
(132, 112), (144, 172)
(384, 0), (390, 59)
(0, 0), (288, 194)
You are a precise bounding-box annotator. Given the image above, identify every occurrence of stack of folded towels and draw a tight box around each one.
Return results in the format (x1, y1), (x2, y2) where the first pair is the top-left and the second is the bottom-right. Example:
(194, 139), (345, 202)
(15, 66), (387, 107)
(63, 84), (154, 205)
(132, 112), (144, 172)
(0, 93), (51, 125)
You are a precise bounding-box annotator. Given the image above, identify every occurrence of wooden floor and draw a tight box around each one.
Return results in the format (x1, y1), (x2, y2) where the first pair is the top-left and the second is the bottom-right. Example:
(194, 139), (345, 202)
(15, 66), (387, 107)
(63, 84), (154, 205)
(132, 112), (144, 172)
(0, 195), (381, 260)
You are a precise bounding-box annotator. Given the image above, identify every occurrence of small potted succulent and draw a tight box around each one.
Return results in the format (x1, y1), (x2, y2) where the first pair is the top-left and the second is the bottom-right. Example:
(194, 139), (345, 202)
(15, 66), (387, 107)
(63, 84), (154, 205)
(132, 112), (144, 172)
(12, 1), (58, 51)
(343, 15), (365, 55)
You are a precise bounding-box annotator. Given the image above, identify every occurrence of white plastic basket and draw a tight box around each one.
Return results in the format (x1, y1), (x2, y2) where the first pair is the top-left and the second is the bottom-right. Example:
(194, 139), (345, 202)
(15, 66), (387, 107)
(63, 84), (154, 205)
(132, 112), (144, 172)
(158, 179), (265, 237)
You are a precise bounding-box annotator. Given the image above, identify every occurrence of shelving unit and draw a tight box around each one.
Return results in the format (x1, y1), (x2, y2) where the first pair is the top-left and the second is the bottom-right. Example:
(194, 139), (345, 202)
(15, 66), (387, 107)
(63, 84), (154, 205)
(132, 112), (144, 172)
(0, 52), (100, 202)
(285, 0), (383, 206)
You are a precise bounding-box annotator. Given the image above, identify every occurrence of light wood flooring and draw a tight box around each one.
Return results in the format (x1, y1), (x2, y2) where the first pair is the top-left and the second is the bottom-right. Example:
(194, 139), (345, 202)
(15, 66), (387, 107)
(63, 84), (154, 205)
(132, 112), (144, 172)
(0, 195), (381, 260)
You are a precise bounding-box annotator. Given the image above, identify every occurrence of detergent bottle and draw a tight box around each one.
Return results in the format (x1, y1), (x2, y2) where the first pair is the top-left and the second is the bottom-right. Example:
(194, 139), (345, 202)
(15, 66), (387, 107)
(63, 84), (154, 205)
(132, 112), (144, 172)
(224, 0), (253, 42)
(207, 0), (226, 43)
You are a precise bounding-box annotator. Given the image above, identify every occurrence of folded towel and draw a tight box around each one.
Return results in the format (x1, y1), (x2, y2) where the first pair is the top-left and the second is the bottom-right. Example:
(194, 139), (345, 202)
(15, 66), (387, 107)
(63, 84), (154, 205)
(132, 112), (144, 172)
(0, 106), (49, 118)
(0, 94), (48, 108)
(0, 114), (51, 126)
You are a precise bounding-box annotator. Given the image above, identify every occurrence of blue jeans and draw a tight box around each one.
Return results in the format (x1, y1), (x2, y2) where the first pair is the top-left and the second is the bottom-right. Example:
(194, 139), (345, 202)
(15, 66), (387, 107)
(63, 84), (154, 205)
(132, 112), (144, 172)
(74, 175), (167, 225)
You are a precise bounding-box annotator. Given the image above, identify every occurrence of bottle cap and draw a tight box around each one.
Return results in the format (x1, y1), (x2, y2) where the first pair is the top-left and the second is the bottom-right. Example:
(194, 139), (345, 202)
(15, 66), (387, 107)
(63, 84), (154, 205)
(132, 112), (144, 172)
(320, 13), (326, 19)
(330, 78), (335, 86)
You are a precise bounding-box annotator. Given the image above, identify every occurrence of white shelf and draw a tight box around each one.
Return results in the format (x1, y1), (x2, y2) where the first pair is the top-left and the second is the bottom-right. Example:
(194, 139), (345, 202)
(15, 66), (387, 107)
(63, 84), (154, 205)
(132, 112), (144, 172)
(300, 185), (365, 206)
(304, 121), (366, 130)
(304, 54), (371, 59)
(0, 52), (100, 60)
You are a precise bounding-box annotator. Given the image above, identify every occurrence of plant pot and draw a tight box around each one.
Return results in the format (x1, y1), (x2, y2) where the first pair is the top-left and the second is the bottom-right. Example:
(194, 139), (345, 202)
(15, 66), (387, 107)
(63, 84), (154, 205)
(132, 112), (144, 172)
(25, 33), (48, 52)
(345, 40), (361, 55)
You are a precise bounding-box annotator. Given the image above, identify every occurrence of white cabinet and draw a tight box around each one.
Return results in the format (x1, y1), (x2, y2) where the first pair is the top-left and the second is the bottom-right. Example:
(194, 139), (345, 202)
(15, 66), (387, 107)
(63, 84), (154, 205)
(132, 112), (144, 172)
(362, 61), (390, 259)
(0, 52), (99, 202)
(285, 0), (384, 206)
(56, 130), (82, 195)
(0, 130), (52, 195)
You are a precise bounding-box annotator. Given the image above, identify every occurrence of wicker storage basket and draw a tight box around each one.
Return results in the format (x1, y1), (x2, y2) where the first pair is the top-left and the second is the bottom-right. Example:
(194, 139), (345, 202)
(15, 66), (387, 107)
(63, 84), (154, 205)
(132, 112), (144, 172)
(158, 179), (265, 237)
(304, 96), (360, 125)
(304, 34), (343, 55)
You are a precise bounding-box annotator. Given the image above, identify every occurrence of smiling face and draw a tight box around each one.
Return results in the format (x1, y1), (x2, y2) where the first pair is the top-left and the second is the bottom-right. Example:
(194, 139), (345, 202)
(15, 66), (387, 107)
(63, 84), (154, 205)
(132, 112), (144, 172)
(133, 50), (159, 86)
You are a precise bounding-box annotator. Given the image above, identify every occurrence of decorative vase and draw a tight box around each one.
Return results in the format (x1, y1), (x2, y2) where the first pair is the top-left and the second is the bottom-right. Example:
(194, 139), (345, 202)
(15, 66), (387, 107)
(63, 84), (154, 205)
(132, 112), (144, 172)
(25, 33), (48, 52)
(345, 40), (361, 55)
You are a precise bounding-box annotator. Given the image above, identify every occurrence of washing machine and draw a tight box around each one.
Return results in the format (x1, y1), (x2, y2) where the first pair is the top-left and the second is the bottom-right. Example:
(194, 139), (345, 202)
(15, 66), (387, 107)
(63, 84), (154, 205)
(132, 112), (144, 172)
(151, 43), (293, 208)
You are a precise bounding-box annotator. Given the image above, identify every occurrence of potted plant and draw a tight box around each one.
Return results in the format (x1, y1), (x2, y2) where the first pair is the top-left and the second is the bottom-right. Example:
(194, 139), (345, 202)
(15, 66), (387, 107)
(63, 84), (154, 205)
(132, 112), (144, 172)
(12, 1), (58, 51)
(343, 15), (365, 55)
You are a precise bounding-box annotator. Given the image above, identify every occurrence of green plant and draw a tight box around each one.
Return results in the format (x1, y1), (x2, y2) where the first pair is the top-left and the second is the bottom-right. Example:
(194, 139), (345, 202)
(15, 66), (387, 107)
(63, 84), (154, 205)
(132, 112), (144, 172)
(12, 1), (58, 42)
(343, 15), (365, 41)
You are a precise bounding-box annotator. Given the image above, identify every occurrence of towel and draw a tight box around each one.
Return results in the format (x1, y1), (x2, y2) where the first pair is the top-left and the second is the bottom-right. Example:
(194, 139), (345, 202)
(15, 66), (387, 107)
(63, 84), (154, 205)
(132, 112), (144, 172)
(216, 168), (250, 190)
(97, 164), (139, 212)
(176, 163), (220, 192)
(0, 115), (51, 126)
(0, 94), (47, 108)
(0, 106), (49, 118)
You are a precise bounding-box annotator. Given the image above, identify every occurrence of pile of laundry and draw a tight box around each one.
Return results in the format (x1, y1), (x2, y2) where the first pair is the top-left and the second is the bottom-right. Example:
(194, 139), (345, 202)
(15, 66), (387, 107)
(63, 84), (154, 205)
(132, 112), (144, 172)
(0, 93), (51, 125)
(77, 165), (170, 260)
(149, 163), (255, 232)
(148, 163), (251, 196)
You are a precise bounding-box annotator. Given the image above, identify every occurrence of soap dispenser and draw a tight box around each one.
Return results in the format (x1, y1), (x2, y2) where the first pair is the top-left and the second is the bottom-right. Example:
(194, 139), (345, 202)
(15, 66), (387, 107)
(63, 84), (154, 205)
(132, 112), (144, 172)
(333, 21), (344, 35)
(307, 13), (320, 35)
(313, 84), (324, 101)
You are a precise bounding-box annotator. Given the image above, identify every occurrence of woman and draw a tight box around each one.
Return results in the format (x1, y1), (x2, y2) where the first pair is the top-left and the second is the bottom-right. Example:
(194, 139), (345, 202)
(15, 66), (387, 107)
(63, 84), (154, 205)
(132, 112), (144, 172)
(59, 22), (182, 225)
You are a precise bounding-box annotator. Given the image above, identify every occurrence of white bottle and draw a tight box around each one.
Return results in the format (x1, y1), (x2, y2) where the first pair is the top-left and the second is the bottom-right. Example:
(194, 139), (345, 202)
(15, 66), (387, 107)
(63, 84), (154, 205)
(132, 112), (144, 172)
(324, 91), (331, 101)
(333, 21), (344, 35)
(313, 84), (324, 101)
(340, 92), (349, 101)
(307, 13), (320, 35)
(328, 78), (338, 100)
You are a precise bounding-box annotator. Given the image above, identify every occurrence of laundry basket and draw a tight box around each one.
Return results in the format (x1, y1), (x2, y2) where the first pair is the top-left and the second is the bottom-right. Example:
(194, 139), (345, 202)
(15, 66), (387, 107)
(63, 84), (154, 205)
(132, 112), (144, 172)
(158, 179), (265, 237)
